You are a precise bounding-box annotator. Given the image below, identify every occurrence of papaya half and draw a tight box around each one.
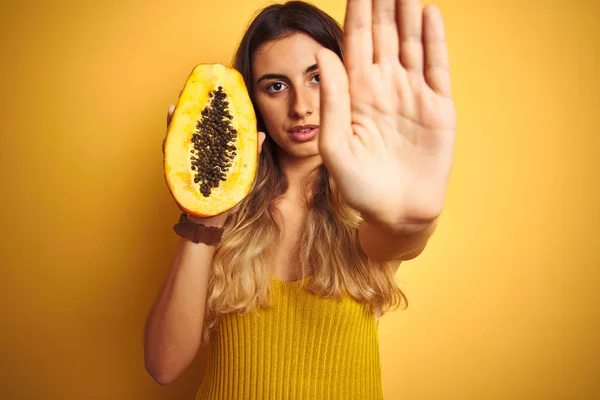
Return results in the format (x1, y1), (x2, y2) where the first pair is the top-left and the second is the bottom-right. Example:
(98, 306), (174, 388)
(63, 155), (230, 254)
(163, 63), (258, 218)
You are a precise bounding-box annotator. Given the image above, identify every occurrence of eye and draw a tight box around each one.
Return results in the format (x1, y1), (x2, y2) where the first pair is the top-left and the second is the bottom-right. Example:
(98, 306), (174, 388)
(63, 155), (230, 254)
(266, 82), (287, 93)
(311, 74), (320, 84)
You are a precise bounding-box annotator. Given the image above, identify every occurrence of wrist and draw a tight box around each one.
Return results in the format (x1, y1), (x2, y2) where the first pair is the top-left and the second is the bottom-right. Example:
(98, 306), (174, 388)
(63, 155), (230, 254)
(173, 213), (226, 246)
(186, 213), (228, 228)
(361, 212), (437, 236)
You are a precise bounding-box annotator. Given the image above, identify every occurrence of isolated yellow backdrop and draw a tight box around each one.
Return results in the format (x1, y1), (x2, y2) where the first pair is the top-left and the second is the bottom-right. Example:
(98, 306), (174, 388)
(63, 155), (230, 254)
(0, 0), (598, 399)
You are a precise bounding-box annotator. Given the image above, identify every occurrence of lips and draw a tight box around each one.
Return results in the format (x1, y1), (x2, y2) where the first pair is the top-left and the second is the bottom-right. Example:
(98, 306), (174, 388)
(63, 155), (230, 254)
(287, 125), (319, 143)
(288, 124), (319, 134)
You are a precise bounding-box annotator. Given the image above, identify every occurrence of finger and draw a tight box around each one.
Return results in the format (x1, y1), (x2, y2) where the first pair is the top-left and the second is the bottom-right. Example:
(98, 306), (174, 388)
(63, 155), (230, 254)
(257, 131), (266, 155)
(316, 48), (351, 155)
(397, 0), (424, 72)
(373, 0), (399, 62)
(162, 138), (165, 154)
(423, 4), (452, 97)
(167, 104), (175, 128)
(343, 0), (372, 71)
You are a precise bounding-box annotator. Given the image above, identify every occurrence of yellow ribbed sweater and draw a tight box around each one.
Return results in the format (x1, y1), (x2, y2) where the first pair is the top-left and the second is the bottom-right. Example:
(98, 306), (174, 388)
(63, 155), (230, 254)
(196, 276), (383, 400)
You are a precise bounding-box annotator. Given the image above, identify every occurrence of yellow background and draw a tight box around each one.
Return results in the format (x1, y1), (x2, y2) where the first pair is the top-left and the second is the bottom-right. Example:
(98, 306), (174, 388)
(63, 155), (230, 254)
(1, 0), (598, 398)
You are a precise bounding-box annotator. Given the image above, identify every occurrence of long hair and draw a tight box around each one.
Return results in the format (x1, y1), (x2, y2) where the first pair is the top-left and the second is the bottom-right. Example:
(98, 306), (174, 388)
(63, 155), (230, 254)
(202, 0), (407, 344)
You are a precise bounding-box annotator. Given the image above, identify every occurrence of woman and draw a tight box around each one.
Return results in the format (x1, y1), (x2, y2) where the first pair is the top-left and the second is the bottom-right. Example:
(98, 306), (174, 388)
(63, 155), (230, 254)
(145, 0), (456, 398)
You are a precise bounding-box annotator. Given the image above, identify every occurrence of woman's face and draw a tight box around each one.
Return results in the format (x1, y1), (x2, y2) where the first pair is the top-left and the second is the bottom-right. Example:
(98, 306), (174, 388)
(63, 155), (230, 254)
(251, 32), (324, 159)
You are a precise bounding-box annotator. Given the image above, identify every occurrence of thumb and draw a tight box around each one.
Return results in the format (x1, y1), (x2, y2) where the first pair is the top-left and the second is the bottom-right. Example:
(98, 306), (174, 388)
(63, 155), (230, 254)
(315, 48), (351, 155)
(163, 104), (176, 155)
(167, 104), (175, 128)
(257, 131), (266, 155)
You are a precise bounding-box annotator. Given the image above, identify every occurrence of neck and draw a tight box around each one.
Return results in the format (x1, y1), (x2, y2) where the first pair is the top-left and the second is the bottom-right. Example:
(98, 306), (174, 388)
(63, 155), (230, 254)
(275, 149), (323, 204)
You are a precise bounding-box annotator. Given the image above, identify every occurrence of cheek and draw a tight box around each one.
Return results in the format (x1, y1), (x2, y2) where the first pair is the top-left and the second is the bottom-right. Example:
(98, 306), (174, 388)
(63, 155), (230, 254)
(311, 87), (321, 110)
(256, 97), (286, 131)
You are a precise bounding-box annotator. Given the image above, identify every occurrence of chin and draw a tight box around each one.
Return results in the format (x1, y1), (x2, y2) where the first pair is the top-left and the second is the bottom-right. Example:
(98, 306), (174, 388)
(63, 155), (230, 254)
(276, 141), (320, 160)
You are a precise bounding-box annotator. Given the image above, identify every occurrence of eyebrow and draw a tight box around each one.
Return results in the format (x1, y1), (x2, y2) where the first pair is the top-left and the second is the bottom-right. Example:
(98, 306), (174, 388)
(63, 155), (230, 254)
(256, 63), (319, 85)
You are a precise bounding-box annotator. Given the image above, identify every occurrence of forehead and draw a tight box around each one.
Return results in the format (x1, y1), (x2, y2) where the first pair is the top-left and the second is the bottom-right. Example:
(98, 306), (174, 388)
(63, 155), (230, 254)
(252, 32), (324, 76)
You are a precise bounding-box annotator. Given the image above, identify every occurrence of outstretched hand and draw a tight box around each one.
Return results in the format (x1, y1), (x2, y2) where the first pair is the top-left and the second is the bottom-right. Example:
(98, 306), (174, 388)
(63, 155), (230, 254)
(316, 0), (456, 228)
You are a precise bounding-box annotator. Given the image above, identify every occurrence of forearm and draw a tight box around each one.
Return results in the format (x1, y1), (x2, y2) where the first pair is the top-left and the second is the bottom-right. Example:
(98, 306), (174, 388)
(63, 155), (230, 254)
(144, 237), (215, 385)
(359, 217), (438, 262)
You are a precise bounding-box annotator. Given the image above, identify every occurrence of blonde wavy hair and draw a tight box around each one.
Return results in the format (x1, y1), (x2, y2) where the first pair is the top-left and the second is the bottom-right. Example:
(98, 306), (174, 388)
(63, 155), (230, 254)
(201, 1), (408, 344)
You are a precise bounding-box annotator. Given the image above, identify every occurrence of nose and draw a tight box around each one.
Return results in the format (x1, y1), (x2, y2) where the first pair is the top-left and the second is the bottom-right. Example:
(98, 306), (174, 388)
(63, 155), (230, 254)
(289, 86), (314, 119)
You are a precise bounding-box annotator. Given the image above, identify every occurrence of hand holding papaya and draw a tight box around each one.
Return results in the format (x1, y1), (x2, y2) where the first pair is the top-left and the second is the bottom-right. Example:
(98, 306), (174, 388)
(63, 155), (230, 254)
(162, 68), (266, 227)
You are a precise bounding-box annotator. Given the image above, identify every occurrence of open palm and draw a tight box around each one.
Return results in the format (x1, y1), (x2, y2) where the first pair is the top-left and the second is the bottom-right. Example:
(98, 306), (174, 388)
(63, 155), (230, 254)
(317, 0), (456, 226)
